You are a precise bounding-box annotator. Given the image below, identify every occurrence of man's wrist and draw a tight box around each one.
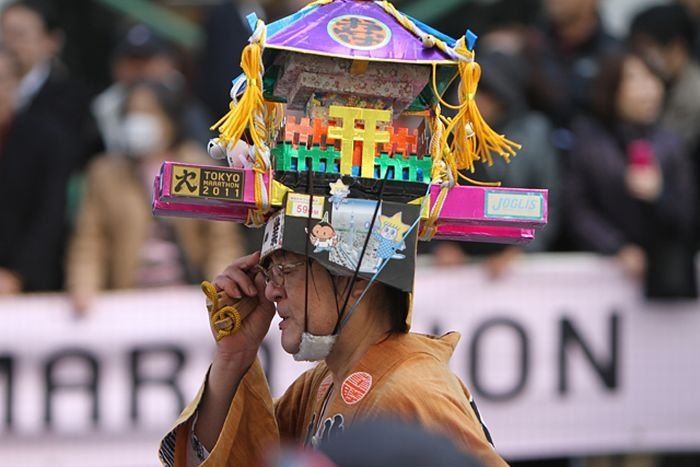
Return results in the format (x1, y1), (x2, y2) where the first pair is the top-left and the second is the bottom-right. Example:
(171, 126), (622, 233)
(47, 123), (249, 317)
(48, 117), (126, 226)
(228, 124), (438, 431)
(210, 349), (256, 388)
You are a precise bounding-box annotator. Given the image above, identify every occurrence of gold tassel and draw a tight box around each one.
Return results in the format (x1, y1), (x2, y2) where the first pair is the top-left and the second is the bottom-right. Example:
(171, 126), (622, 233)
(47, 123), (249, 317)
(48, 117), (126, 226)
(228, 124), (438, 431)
(210, 20), (274, 227)
(430, 40), (521, 177)
(372, 2), (519, 175)
(451, 38), (521, 171)
(210, 25), (267, 149)
(429, 104), (448, 183)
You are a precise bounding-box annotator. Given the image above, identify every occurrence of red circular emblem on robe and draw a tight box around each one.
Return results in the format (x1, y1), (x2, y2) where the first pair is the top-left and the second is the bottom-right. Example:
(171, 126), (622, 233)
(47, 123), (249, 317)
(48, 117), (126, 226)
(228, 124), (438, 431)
(341, 371), (372, 405)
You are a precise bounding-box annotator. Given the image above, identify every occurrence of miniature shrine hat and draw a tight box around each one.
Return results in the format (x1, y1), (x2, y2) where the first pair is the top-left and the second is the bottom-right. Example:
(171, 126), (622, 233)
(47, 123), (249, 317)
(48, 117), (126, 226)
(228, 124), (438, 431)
(150, 1), (552, 331)
(202, 1), (531, 287)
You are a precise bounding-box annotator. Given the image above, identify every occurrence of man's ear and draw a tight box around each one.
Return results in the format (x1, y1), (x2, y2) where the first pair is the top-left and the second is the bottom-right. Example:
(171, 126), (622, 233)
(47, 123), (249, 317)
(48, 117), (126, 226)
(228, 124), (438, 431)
(333, 275), (368, 301)
(349, 277), (371, 300)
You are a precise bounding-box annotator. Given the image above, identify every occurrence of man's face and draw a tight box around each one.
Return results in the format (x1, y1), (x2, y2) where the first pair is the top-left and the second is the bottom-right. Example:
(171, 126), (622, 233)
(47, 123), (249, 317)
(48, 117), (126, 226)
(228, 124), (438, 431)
(0, 6), (58, 73)
(113, 54), (177, 85)
(545, 0), (598, 27)
(264, 252), (341, 354)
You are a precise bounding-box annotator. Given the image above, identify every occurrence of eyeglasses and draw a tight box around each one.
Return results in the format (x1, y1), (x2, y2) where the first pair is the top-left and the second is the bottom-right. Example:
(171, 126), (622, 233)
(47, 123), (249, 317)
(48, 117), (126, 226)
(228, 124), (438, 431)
(257, 260), (306, 288)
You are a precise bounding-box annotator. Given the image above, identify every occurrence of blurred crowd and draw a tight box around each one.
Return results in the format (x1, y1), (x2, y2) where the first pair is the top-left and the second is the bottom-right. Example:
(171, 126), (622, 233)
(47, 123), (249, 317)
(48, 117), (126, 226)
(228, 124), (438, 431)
(0, 0), (697, 306)
(0, 0), (250, 311)
(0, 0), (697, 466)
(428, 0), (700, 304)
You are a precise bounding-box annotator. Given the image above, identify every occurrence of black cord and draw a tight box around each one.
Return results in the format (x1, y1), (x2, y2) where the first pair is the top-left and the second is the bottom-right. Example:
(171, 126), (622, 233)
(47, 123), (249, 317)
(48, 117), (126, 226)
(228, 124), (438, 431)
(335, 169), (390, 333)
(303, 164), (314, 334)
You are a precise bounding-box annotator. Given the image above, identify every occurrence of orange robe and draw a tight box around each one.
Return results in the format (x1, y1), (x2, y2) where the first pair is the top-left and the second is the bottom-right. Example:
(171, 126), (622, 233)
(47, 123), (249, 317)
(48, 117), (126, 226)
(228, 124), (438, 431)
(159, 332), (509, 467)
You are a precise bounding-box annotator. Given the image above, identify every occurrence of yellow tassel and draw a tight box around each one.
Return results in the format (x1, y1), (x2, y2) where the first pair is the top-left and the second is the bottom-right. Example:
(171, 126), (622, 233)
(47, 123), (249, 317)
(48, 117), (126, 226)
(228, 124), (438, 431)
(453, 39), (521, 171)
(209, 20), (275, 227)
(430, 40), (521, 176)
(429, 104), (447, 183)
(419, 185), (449, 241)
(371, 1), (514, 186)
(265, 102), (284, 145)
(210, 27), (267, 149)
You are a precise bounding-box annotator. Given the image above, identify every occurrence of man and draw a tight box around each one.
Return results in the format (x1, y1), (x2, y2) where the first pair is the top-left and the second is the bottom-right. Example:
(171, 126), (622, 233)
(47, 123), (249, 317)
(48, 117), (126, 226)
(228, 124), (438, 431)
(154, 2), (538, 464)
(158, 201), (507, 466)
(0, 2), (83, 293)
(528, 0), (621, 133)
(0, 0), (94, 166)
(93, 24), (211, 153)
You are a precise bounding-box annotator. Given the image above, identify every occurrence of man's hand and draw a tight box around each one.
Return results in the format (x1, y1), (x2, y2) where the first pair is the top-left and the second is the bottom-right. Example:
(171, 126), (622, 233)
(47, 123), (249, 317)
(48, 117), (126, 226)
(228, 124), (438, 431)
(209, 251), (276, 364)
(196, 251), (277, 451)
(0, 268), (22, 295)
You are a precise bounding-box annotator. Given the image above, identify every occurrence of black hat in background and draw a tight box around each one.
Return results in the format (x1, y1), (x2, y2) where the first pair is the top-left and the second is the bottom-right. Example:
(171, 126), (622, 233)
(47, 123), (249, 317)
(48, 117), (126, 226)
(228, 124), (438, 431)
(477, 50), (529, 117)
(113, 24), (174, 59)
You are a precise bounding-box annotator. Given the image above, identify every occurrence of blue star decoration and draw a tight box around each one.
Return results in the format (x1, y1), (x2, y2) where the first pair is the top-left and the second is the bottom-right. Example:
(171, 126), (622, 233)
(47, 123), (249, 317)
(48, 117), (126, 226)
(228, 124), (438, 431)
(329, 178), (351, 208)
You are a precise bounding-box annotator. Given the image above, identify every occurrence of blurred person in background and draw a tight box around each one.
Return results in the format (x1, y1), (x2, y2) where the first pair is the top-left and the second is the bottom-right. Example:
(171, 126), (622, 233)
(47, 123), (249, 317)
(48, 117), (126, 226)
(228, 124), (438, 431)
(629, 4), (700, 249)
(66, 80), (244, 315)
(0, 46), (73, 294)
(565, 50), (697, 301)
(93, 24), (211, 154)
(319, 419), (485, 467)
(195, 1), (251, 122)
(261, 0), (310, 21)
(528, 0), (621, 149)
(0, 0), (95, 169)
(430, 0), (540, 45)
(431, 50), (560, 277)
(255, 419), (485, 467)
(260, 420), (486, 466)
(193, 1), (273, 254)
(676, 0), (700, 59)
(630, 4), (700, 157)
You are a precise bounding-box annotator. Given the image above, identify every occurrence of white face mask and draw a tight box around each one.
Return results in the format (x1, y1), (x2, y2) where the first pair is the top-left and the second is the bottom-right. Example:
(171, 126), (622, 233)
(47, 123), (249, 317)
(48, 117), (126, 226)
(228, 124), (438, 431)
(293, 332), (337, 362)
(121, 112), (165, 157)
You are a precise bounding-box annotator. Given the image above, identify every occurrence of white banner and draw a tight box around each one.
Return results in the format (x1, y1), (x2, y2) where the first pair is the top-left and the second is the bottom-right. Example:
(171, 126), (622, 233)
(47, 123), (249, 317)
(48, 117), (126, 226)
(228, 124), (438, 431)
(0, 254), (698, 466)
